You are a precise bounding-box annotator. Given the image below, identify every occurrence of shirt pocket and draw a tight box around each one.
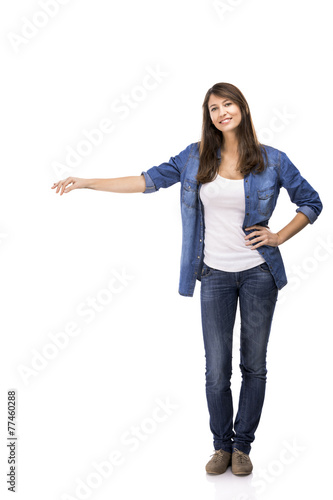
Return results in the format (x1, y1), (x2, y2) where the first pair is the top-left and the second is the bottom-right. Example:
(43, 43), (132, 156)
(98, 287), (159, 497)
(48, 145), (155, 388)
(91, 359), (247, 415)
(257, 186), (275, 217)
(182, 179), (199, 209)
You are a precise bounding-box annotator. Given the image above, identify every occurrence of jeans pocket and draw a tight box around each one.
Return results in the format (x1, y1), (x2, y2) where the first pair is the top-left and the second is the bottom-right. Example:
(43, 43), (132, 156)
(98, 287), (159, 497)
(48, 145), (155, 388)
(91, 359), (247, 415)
(201, 263), (213, 278)
(259, 262), (271, 273)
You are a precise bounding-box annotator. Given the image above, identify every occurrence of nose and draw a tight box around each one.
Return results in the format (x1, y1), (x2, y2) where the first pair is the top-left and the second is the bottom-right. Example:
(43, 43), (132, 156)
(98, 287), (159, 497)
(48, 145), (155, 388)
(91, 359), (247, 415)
(219, 106), (227, 118)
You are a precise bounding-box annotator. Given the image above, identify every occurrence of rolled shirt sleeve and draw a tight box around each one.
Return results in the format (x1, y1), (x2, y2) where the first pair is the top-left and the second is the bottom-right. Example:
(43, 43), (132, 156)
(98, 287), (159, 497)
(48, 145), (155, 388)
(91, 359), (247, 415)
(141, 143), (194, 194)
(141, 171), (156, 193)
(279, 152), (323, 224)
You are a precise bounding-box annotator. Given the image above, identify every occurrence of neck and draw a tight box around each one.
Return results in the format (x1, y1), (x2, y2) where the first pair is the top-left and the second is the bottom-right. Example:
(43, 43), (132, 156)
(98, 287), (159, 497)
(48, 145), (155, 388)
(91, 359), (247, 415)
(221, 132), (238, 156)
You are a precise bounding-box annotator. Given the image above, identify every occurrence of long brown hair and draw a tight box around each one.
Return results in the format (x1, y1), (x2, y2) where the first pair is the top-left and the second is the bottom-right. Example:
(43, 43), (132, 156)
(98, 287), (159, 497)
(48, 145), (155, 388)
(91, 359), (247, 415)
(196, 82), (267, 184)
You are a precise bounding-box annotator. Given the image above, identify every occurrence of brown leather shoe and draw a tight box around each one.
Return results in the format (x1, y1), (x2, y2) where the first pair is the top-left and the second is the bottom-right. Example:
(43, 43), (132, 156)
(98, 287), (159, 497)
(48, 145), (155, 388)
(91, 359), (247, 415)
(205, 449), (232, 474)
(231, 448), (253, 475)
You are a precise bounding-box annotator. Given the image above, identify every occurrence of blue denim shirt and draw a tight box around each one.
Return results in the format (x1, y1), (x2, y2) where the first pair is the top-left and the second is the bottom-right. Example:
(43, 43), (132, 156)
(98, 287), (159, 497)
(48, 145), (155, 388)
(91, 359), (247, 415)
(141, 142), (323, 297)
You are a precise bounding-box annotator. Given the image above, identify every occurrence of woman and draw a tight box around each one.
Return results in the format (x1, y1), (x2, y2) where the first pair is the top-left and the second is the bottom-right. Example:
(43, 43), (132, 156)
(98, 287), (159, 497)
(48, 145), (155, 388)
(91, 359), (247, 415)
(52, 83), (323, 476)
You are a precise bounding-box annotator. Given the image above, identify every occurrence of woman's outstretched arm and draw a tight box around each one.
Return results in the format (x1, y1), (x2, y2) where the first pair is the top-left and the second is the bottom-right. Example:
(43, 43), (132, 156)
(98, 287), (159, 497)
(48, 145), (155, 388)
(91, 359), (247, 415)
(51, 175), (146, 195)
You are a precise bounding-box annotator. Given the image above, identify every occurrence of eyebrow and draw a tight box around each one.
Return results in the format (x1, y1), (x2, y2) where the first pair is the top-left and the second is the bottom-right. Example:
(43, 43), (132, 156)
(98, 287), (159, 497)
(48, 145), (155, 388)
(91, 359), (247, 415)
(209, 98), (230, 109)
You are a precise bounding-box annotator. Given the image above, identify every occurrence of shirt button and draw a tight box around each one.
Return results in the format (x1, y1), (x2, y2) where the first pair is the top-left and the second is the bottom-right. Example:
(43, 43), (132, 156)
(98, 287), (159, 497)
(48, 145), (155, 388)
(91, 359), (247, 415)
(197, 256), (200, 259)
(246, 195), (249, 198)
(246, 213), (249, 216)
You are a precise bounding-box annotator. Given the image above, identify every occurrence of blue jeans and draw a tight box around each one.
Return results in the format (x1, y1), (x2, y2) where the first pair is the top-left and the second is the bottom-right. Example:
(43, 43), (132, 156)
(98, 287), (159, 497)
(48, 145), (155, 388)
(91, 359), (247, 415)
(200, 261), (278, 455)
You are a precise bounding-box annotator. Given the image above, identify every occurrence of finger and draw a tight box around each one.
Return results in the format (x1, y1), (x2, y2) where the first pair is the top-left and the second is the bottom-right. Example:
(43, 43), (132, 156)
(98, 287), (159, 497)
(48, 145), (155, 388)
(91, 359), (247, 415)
(57, 181), (67, 195)
(58, 178), (73, 195)
(244, 230), (262, 240)
(56, 182), (66, 194)
(249, 238), (267, 249)
(245, 236), (262, 245)
(252, 237), (271, 249)
(60, 182), (69, 195)
(54, 179), (66, 193)
(52, 181), (64, 190)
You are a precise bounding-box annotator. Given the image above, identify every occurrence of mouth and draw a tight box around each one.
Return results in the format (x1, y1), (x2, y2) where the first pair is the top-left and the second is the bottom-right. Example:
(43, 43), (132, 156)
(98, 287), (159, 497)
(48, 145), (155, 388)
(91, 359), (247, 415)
(219, 118), (232, 125)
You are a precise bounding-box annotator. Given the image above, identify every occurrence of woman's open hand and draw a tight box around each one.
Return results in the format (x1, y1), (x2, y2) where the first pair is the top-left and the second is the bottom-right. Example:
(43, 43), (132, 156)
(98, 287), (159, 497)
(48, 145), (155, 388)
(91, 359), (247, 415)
(51, 177), (88, 195)
(245, 225), (281, 249)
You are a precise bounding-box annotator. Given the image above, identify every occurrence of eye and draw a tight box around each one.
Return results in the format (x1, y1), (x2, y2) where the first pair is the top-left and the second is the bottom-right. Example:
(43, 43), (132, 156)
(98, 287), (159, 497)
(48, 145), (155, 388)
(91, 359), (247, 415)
(211, 107), (217, 112)
(225, 102), (232, 107)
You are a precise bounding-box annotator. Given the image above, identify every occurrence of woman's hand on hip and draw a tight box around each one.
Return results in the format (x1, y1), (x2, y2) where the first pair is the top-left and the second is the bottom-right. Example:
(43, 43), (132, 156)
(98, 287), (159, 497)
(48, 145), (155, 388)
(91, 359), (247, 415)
(244, 226), (281, 249)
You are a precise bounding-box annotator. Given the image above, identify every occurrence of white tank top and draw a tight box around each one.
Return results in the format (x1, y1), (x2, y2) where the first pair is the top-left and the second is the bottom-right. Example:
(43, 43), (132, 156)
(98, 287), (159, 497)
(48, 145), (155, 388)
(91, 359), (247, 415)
(200, 174), (266, 272)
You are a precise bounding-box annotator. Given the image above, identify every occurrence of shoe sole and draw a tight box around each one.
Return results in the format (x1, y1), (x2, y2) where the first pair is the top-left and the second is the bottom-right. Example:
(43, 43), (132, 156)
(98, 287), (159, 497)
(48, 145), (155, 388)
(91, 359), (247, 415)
(232, 470), (253, 476)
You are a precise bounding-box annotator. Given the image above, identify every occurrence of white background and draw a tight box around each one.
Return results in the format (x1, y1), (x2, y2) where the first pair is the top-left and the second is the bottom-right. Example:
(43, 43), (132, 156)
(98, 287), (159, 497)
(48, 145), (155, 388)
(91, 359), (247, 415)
(1, 1), (332, 499)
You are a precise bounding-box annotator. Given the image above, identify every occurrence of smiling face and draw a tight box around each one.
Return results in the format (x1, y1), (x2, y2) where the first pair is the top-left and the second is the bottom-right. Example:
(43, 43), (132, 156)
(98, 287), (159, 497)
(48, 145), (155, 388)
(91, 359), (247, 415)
(208, 94), (242, 133)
